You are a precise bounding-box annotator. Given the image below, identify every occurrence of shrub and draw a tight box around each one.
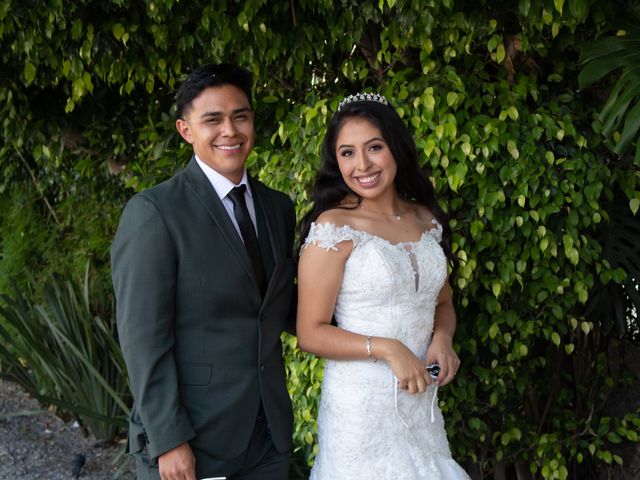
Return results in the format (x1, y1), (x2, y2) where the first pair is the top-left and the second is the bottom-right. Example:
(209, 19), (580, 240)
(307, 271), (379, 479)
(0, 265), (130, 442)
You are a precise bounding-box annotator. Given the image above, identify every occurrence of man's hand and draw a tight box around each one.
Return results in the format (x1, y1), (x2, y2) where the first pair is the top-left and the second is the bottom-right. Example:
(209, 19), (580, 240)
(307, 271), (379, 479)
(158, 442), (196, 480)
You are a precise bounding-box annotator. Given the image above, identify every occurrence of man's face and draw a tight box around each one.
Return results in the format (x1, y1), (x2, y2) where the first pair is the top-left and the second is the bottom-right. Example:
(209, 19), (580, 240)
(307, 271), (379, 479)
(176, 84), (254, 184)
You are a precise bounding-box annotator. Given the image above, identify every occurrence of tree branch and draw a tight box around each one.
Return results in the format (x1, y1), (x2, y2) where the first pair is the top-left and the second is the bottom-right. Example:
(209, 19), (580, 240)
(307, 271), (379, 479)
(14, 146), (63, 228)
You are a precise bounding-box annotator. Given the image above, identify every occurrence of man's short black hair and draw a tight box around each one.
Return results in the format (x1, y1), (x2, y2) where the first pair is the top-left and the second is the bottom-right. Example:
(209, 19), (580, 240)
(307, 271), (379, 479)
(175, 63), (253, 119)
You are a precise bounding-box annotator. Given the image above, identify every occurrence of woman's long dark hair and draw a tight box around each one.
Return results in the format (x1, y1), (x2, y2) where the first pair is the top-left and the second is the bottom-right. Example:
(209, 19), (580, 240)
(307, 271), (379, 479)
(299, 98), (455, 269)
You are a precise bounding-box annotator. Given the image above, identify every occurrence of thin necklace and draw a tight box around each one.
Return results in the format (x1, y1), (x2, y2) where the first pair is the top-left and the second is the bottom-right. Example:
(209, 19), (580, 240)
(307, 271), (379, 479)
(359, 203), (402, 221)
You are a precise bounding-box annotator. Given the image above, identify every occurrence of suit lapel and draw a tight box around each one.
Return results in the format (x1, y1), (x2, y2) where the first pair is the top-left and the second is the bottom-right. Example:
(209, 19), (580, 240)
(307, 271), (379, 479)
(183, 158), (260, 292)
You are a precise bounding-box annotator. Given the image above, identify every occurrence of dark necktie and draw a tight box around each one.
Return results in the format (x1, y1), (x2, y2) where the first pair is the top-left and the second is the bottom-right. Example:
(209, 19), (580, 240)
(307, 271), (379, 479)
(227, 185), (266, 294)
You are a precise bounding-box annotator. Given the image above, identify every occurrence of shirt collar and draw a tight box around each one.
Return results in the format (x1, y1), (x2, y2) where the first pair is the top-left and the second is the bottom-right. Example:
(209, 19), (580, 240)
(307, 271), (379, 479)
(194, 155), (253, 200)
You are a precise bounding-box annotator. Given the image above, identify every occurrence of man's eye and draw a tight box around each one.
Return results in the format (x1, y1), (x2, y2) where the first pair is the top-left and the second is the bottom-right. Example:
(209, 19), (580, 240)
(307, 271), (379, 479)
(234, 114), (248, 121)
(207, 118), (221, 124)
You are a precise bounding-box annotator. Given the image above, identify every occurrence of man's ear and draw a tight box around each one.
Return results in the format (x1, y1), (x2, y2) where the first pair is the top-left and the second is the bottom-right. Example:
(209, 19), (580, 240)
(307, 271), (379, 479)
(176, 119), (192, 143)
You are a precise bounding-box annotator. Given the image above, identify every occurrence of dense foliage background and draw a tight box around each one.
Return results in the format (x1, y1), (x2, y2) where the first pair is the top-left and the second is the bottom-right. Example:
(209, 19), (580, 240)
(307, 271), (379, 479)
(1, 1), (639, 479)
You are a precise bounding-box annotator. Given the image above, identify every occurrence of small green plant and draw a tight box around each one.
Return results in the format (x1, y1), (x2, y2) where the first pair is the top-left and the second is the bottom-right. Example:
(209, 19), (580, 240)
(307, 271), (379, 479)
(0, 263), (130, 442)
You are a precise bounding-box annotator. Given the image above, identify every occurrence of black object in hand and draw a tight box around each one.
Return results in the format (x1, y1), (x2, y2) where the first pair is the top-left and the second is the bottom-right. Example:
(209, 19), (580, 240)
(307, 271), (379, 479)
(426, 364), (440, 379)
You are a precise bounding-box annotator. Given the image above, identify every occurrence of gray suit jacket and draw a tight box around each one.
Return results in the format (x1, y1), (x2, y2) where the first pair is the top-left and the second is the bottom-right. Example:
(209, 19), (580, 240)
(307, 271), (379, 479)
(111, 158), (296, 473)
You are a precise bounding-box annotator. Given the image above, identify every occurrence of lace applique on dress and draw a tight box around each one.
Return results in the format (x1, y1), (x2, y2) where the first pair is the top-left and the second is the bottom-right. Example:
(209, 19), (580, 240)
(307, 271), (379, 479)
(302, 222), (364, 251)
(428, 218), (443, 243)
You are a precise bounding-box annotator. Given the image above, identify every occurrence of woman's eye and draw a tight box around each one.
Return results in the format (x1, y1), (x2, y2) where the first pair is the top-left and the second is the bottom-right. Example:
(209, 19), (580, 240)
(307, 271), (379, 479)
(339, 149), (353, 157)
(369, 144), (383, 151)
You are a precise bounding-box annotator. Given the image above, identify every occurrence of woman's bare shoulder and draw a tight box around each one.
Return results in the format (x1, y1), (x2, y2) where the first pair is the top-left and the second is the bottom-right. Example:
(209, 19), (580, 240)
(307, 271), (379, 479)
(315, 206), (360, 227)
(406, 201), (437, 225)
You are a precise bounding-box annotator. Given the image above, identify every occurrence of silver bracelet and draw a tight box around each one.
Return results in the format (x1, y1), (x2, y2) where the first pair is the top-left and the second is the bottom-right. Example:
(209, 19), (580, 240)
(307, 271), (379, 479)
(366, 336), (376, 362)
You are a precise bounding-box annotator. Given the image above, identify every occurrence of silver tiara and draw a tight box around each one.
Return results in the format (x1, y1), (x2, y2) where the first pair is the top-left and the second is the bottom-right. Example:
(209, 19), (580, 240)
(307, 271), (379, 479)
(338, 92), (389, 111)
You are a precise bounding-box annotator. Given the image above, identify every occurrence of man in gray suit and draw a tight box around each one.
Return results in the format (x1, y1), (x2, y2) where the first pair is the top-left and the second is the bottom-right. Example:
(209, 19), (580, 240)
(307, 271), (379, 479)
(111, 63), (296, 480)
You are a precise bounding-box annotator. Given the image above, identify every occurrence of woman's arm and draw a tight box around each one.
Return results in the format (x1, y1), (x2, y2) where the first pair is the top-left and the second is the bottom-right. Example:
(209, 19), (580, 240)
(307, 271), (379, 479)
(425, 281), (461, 387)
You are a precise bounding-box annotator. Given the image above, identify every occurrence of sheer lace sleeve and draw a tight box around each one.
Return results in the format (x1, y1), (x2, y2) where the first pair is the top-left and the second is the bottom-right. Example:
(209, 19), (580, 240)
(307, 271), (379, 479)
(429, 218), (443, 243)
(302, 222), (361, 252)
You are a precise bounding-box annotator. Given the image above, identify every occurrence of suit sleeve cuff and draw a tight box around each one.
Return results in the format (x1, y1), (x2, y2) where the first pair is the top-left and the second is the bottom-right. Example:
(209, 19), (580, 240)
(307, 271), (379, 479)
(147, 419), (197, 460)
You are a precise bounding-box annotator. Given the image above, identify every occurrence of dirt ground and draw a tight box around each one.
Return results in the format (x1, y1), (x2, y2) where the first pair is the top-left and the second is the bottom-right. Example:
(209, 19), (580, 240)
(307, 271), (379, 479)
(0, 380), (135, 479)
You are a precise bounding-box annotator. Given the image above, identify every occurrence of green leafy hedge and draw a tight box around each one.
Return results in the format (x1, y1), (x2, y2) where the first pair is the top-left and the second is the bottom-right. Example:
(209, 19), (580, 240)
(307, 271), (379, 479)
(1, 1), (639, 478)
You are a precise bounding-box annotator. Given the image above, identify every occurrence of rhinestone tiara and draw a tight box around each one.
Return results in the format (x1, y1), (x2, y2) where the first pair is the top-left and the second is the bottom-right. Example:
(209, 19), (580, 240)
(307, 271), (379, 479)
(338, 92), (389, 112)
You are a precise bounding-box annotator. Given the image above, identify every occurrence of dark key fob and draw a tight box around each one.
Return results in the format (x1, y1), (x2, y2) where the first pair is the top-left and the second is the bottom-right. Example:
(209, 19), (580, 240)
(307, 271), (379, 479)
(426, 364), (440, 379)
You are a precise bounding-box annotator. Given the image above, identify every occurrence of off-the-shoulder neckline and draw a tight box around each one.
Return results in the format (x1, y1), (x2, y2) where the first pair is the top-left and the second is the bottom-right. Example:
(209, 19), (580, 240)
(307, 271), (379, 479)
(310, 218), (441, 247)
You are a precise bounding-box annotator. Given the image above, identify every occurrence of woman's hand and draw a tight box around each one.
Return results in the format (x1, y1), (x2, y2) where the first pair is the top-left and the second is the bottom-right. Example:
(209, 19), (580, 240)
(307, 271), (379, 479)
(375, 338), (432, 394)
(425, 332), (460, 387)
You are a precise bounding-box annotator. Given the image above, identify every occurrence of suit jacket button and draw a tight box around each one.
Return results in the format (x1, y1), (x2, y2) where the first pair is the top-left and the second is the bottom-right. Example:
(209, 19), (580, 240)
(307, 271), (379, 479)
(260, 364), (265, 372)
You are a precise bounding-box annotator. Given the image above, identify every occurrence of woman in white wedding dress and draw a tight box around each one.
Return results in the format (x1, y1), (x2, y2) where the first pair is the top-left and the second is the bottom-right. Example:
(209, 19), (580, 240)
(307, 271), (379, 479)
(296, 93), (470, 479)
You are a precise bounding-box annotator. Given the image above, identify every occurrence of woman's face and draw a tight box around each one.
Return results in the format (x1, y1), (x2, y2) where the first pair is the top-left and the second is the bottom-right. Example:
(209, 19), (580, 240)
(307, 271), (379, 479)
(334, 117), (397, 200)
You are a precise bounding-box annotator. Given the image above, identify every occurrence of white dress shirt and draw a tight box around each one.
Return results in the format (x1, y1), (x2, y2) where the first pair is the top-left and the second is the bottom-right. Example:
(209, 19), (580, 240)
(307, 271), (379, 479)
(194, 155), (258, 240)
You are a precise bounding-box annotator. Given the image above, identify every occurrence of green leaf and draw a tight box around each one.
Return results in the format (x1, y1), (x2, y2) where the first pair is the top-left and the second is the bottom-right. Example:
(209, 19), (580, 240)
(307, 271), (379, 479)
(607, 431), (623, 443)
(540, 237), (549, 252)
(579, 52), (636, 88)
(425, 94), (435, 111)
(545, 151), (555, 164)
(487, 35), (499, 52)
(615, 100), (640, 154)
(489, 321), (500, 338)
(305, 107), (318, 124)
(518, 0), (531, 16)
(496, 44), (506, 63)
(112, 23), (125, 40)
(600, 70), (640, 137)
(554, 0), (564, 15)
(24, 62), (36, 84)
(581, 321), (592, 335)
(570, 0), (588, 21)
(630, 198), (639, 215)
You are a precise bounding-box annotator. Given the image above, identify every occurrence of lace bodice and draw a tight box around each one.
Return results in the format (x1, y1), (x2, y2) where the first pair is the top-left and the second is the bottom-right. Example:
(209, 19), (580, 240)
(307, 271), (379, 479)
(303, 221), (470, 479)
(303, 219), (446, 357)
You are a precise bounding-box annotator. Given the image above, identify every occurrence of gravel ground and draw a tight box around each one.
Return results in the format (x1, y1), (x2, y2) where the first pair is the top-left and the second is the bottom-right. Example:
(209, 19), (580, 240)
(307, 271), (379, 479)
(0, 380), (136, 480)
